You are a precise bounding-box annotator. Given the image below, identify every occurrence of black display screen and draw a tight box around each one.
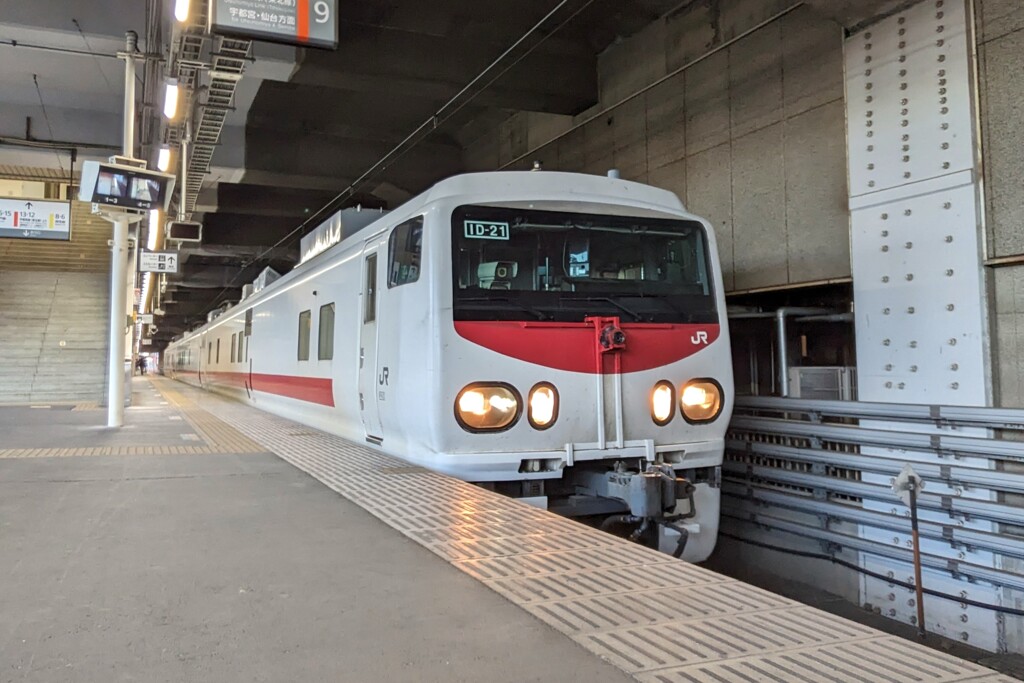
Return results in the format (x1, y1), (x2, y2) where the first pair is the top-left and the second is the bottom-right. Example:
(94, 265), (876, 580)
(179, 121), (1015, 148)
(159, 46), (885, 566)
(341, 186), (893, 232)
(90, 167), (168, 211)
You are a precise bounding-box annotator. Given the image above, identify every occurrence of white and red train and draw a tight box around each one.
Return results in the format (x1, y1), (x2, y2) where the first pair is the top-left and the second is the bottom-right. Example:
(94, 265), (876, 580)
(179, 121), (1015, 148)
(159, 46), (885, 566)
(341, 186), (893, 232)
(165, 171), (733, 560)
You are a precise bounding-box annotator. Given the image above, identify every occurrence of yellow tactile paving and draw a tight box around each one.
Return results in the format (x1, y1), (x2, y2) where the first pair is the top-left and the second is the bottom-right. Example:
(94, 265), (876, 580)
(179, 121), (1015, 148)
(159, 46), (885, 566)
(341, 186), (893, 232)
(152, 378), (267, 454)
(0, 378), (268, 458)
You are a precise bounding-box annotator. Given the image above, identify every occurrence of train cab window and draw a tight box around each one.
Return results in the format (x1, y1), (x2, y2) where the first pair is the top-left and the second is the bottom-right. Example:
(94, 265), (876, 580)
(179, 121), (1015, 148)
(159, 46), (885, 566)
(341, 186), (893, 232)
(363, 255), (377, 323)
(388, 217), (424, 287)
(298, 310), (312, 361)
(318, 303), (335, 360)
(451, 205), (718, 324)
(231, 333), (237, 363)
(237, 332), (244, 364)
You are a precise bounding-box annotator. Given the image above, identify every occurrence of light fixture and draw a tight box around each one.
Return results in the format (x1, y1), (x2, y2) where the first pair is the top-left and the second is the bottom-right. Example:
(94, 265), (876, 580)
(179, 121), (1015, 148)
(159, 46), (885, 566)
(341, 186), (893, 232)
(148, 209), (161, 250)
(651, 381), (675, 426)
(528, 383), (558, 430)
(174, 0), (190, 23)
(454, 383), (521, 432)
(680, 379), (724, 423)
(156, 145), (172, 172)
(163, 79), (180, 120)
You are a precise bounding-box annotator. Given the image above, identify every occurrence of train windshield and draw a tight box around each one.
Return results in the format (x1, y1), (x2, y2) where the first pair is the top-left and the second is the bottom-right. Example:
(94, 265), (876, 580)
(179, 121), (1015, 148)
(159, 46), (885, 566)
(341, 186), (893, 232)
(452, 205), (718, 324)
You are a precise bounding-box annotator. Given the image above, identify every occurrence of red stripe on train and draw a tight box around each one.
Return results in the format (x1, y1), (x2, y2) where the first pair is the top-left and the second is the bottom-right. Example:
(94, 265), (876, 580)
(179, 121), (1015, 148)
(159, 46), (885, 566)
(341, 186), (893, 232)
(454, 321), (721, 374)
(199, 370), (335, 407)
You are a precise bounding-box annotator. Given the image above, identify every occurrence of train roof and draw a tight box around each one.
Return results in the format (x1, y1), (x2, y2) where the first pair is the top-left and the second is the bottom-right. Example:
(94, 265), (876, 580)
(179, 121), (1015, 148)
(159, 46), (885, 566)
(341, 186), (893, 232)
(169, 171), (691, 345)
(415, 170), (687, 215)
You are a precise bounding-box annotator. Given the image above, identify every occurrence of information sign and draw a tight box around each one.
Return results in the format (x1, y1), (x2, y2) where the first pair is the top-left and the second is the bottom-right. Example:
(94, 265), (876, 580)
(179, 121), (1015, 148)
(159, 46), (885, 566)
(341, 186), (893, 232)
(0, 198), (71, 241)
(211, 0), (338, 49)
(140, 250), (180, 274)
(137, 313), (155, 324)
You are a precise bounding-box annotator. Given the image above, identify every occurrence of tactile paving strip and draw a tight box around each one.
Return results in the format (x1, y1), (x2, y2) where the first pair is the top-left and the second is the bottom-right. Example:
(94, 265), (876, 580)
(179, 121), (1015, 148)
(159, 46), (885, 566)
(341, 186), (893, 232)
(169, 378), (1012, 683)
(0, 379), (268, 458)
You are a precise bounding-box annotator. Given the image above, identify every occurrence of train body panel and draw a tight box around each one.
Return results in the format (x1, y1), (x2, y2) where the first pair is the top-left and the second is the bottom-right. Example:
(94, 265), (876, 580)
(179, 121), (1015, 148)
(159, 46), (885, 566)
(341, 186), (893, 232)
(166, 171), (733, 561)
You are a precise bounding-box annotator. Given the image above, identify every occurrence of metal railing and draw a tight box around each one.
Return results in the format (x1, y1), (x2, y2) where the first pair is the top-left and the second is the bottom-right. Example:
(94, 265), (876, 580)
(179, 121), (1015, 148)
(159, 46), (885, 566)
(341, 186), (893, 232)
(724, 396), (1024, 594)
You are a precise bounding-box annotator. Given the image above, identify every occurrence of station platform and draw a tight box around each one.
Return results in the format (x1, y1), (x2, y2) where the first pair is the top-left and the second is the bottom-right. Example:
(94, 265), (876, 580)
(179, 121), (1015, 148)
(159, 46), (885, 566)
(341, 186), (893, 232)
(0, 377), (1014, 682)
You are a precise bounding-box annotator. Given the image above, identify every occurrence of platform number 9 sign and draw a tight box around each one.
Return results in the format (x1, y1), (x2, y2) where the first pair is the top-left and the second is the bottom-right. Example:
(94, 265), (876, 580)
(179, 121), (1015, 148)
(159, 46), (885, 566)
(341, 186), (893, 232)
(314, 0), (330, 23)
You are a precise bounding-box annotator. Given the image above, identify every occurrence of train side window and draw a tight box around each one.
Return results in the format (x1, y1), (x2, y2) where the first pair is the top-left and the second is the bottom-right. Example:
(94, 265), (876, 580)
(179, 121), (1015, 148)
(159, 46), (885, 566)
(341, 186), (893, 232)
(388, 216), (423, 288)
(364, 254), (377, 323)
(237, 332), (244, 364)
(298, 310), (312, 361)
(318, 303), (335, 361)
(208, 342), (212, 364)
(231, 333), (237, 363)
(216, 338), (221, 364)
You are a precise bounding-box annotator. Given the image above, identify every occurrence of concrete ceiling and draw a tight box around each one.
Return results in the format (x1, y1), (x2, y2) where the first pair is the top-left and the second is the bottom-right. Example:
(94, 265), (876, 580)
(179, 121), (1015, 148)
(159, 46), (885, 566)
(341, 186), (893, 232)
(148, 0), (682, 343)
(0, 0), (903, 346)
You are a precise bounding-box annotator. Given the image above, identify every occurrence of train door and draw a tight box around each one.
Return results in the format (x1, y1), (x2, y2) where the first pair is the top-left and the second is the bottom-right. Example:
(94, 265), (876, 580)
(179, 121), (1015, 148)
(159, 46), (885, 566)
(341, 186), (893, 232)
(358, 242), (383, 441)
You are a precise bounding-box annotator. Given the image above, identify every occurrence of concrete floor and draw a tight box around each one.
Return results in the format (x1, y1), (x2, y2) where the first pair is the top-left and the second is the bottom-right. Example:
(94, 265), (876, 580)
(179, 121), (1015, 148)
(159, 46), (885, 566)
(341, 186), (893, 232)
(0, 391), (630, 682)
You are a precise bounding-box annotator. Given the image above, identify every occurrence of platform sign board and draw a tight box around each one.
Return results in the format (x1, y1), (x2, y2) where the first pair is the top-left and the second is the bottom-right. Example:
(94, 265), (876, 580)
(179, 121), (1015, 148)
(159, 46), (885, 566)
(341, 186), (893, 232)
(210, 0), (338, 49)
(0, 198), (71, 241)
(140, 251), (180, 274)
(137, 313), (154, 324)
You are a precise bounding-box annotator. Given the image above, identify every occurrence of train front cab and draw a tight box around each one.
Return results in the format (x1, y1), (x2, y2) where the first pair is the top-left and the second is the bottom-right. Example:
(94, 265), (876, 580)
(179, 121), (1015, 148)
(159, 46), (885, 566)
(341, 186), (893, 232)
(427, 197), (734, 561)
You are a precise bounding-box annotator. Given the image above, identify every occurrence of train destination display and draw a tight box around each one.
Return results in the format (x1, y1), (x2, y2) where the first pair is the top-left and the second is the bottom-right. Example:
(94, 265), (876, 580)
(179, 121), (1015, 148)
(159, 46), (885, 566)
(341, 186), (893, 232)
(0, 198), (71, 241)
(211, 0), (338, 49)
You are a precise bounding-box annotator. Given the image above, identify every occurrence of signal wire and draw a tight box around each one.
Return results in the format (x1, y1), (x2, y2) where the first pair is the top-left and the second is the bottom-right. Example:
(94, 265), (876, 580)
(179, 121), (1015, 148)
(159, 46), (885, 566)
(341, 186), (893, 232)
(194, 0), (596, 317)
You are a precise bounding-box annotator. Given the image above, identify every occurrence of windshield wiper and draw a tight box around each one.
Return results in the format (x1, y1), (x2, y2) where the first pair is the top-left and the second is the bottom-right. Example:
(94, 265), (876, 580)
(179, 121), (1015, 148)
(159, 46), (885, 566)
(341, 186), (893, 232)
(563, 296), (648, 322)
(457, 296), (553, 321)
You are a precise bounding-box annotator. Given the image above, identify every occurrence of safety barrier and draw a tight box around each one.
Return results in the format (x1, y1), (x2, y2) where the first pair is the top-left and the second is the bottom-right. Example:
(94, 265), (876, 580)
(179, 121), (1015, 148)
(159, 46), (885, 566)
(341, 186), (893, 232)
(723, 395), (1024, 651)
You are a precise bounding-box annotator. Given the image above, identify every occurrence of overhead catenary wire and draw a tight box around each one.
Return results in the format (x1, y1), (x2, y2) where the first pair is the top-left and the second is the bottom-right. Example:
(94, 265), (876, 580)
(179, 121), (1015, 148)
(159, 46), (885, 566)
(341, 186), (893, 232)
(194, 0), (597, 317)
(249, 0), (594, 264)
(499, 1), (805, 170)
(71, 18), (117, 96)
(31, 74), (65, 175)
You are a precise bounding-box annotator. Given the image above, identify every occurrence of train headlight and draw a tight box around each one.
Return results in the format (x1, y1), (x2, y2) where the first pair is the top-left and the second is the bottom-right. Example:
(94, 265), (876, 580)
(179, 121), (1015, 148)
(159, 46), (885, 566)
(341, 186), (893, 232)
(528, 383), (558, 430)
(651, 381), (675, 426)
(680, 379), (724, 423)
(455, 383), (521, 432)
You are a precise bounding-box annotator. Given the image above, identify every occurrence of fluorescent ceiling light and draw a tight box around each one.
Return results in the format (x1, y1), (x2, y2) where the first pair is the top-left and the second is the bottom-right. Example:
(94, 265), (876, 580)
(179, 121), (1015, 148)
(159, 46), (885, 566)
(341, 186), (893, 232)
(163, 80), (180, 120)
(175, 0), (190, 23)
(148, 209), (161, 251)
(156, 146), (172, 172)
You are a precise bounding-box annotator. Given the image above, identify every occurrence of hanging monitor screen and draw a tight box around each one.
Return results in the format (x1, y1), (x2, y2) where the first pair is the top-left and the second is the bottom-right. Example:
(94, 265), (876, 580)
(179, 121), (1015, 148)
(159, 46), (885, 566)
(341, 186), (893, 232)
(210, 0), (338, 49)
(79, 162), (175, 212)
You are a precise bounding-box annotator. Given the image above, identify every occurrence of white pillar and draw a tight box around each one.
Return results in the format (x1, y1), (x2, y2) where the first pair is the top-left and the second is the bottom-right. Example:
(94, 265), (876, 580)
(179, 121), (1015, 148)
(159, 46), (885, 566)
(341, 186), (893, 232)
(107, 31), (138, 428)
(107, 215), (130, 427)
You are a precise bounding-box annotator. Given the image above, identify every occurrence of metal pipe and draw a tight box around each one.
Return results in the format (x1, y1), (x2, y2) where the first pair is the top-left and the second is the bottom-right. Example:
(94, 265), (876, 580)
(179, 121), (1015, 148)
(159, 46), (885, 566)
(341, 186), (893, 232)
(909, 482), (927, 638)
(122, 31), (137, 159)
(774, 307), (829, 397)
(985, 253), (1024, 268)
(793, 313), (854, 323)
(179, 118), (190, 222)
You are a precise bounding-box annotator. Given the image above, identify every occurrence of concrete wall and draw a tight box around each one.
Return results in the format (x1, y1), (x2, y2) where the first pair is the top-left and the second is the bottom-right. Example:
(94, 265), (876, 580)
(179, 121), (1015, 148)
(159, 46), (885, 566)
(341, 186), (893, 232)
(977, 0), (1024, 408)
(463, 0), (1023, 407)
(463, 2), (852, 293)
